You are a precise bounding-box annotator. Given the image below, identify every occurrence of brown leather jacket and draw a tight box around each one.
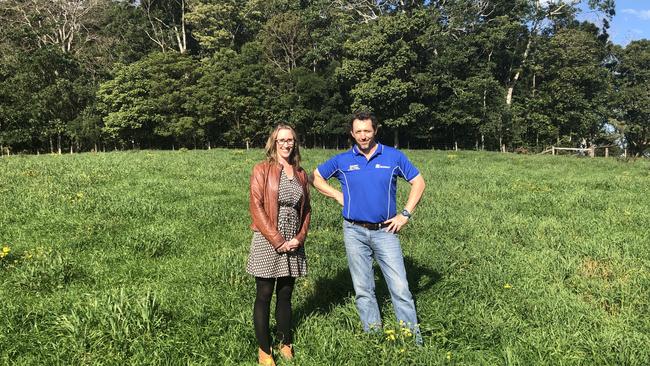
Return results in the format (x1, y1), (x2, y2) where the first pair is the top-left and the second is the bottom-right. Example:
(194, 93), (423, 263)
(249, 161), (311, 250)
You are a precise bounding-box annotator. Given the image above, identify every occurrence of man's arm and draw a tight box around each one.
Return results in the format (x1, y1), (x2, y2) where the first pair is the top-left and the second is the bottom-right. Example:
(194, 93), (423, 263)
(311, 169), (344, 206)
(403, 174), (425, 214)
(384, 174), (425, 233)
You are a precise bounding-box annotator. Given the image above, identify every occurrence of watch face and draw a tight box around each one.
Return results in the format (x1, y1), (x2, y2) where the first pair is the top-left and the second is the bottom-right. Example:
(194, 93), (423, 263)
(402, 209), (411, 217)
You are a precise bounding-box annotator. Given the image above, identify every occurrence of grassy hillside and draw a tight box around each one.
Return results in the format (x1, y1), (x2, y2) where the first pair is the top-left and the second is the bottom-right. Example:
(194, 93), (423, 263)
(1, 149), (649, 365)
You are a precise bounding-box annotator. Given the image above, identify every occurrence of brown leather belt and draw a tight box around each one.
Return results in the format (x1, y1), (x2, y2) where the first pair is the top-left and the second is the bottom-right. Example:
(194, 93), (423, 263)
(345, 218), (388, 231)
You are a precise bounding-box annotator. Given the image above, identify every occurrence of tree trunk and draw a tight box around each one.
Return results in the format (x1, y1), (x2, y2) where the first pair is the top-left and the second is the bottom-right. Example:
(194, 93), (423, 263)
(506, 35), (534, 106)
(57, 133), (62, 155)
(174, 0), (188, 54)
(393, 129), (399, 148)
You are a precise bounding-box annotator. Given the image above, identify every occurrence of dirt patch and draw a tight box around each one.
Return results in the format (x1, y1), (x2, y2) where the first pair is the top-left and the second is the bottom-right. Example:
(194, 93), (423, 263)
(579, 258), (614, 281)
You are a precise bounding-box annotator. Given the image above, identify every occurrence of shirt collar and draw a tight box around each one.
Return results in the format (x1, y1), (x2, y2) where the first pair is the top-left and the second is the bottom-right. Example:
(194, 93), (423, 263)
(352, 142), (383, 157)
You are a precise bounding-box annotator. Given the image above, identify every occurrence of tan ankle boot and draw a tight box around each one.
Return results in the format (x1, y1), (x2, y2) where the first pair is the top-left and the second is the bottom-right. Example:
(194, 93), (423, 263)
(258, 348), (276, 366)
(278, 344), (293, 360)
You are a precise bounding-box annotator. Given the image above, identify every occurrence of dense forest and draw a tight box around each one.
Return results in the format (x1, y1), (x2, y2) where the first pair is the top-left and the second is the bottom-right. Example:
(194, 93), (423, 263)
(0, 0), (648, 155)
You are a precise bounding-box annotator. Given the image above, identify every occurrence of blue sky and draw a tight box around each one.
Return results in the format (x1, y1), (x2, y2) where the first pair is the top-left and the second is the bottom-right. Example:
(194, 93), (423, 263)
(578, 0), (650, 46)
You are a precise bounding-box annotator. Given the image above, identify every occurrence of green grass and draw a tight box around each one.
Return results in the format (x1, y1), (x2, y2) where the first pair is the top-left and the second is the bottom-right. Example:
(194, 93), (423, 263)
(1, 149), (649, 365)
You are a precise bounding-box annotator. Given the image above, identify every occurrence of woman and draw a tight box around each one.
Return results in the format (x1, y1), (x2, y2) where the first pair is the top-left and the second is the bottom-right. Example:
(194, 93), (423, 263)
(247, 124), (310, 366)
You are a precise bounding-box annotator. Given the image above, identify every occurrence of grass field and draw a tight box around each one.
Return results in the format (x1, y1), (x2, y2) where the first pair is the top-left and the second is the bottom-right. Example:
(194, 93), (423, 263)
(1, 149), (649, 365)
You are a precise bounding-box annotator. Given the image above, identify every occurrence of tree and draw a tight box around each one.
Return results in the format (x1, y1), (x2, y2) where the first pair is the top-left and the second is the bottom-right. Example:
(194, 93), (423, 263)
(338, 11), (427, 147)
(259, 11), (310, 73)
(530, 25), (612, 146)
(184, 0), (267, 52)
(188, 43), (269, 148)
(139, 0), (191, 53)
(503, 0), (614, 108)
(0, 47), (87, 153)
(615, 40), (650, 155)
(96, 52), (199, 148)
(0, 0), (106, 54)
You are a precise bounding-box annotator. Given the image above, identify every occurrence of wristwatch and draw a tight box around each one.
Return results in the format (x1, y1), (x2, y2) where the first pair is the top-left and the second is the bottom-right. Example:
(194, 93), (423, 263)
(401, 209), (412, 219)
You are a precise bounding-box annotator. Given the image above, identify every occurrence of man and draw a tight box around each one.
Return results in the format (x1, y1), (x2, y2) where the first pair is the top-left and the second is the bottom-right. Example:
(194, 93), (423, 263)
(312, 111), (426, 344)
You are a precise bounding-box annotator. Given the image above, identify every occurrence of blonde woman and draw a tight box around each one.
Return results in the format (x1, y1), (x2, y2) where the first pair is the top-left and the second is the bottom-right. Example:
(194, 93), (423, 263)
(247, 124), (311, 365)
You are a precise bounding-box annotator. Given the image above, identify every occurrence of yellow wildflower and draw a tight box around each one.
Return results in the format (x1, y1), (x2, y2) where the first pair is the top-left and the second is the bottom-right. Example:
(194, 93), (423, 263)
(384, 329), (395, 335)
(503, 283), (513, 289)
(1, 246), (9, 259)
(386, 334), (396, 342)
(447, 351), (452, 361)
(401, 328), (412, 337)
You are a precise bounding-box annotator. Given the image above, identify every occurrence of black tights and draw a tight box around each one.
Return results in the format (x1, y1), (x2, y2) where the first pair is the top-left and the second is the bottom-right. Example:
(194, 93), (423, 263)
(254, 277), (295, 354)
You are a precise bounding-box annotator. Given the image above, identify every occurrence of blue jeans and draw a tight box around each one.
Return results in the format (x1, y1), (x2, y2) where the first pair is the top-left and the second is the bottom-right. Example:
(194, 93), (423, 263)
(343, 220), (422, 344)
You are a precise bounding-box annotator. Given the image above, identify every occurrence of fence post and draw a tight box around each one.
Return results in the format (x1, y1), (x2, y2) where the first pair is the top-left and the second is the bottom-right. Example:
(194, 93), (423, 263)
(605, 147), (609, 158)
(552, 146), (555, 155)
(589, 146), (595, 158)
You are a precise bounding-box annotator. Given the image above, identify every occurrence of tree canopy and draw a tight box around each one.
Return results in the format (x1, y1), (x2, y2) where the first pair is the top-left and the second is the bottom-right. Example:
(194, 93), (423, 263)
(1, 0), (647, 155)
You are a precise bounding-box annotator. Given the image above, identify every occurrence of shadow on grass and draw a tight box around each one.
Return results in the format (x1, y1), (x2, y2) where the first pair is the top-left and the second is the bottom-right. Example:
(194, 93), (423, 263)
(294, 257), (441, 326)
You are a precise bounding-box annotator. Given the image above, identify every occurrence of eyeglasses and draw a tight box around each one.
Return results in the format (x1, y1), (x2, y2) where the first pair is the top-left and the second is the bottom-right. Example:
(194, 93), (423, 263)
(276, 139), (295, 146)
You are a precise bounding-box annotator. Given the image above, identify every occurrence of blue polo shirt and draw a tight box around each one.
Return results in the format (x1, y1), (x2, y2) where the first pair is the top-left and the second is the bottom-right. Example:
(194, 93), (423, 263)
(317, 143), (420, 223)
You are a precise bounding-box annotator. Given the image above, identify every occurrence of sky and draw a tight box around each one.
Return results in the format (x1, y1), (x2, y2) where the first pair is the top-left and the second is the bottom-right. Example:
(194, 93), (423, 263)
(578, 0), (650, 46)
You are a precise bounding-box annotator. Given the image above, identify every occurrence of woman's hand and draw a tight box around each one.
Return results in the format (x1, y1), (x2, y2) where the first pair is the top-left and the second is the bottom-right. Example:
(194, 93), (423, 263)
(276, 242), (290, 253)
(277, 239), (300, 253)
(286, 238), (300, 251)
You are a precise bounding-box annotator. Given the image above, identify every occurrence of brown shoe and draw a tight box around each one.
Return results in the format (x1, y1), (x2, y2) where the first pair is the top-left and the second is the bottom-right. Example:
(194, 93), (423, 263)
(278, 344), (293, 360)
(258, 348), (276, 366)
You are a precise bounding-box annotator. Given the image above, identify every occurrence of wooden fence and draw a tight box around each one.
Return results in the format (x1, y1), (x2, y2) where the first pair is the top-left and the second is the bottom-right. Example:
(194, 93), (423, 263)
(540, 146), (625, 158)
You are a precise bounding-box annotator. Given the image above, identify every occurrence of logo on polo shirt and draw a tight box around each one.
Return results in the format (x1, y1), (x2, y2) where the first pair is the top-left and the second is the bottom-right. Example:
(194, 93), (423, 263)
(348, 164), (360, 171)
(375, 164), (391, 169)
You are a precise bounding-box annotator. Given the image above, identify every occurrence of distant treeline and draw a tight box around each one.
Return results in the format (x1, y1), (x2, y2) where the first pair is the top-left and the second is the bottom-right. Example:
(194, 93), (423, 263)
(0, 0), (648, 155)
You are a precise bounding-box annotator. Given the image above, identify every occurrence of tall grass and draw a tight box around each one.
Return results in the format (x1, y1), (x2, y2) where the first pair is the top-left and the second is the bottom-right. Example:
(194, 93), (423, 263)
(1, 149), (649, 365)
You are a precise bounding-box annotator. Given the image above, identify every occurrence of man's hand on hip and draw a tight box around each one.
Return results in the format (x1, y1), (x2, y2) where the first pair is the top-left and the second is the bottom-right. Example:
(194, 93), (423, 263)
(383, 214), (409, 233)
(335, 192), (344, 206)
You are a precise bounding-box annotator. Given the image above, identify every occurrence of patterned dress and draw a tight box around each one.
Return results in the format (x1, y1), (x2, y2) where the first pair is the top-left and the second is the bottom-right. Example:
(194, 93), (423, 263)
(246, 169), (307, 278)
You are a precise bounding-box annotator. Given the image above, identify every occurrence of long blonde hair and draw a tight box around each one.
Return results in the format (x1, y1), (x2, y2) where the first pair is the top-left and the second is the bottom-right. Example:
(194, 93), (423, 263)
(264, 124), (301, 167)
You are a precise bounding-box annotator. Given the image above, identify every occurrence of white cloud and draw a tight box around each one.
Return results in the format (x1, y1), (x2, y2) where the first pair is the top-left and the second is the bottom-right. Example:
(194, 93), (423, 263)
(621, 9), (650, 20)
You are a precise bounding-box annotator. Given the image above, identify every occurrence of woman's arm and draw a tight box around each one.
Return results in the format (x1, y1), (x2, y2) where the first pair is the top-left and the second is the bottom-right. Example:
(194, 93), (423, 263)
(249, 164), (285, 249)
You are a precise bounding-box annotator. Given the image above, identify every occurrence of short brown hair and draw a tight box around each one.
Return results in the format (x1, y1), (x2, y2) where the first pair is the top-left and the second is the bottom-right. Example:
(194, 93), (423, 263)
(264, 124), (301, 167)
(349, 111), (378, 131)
